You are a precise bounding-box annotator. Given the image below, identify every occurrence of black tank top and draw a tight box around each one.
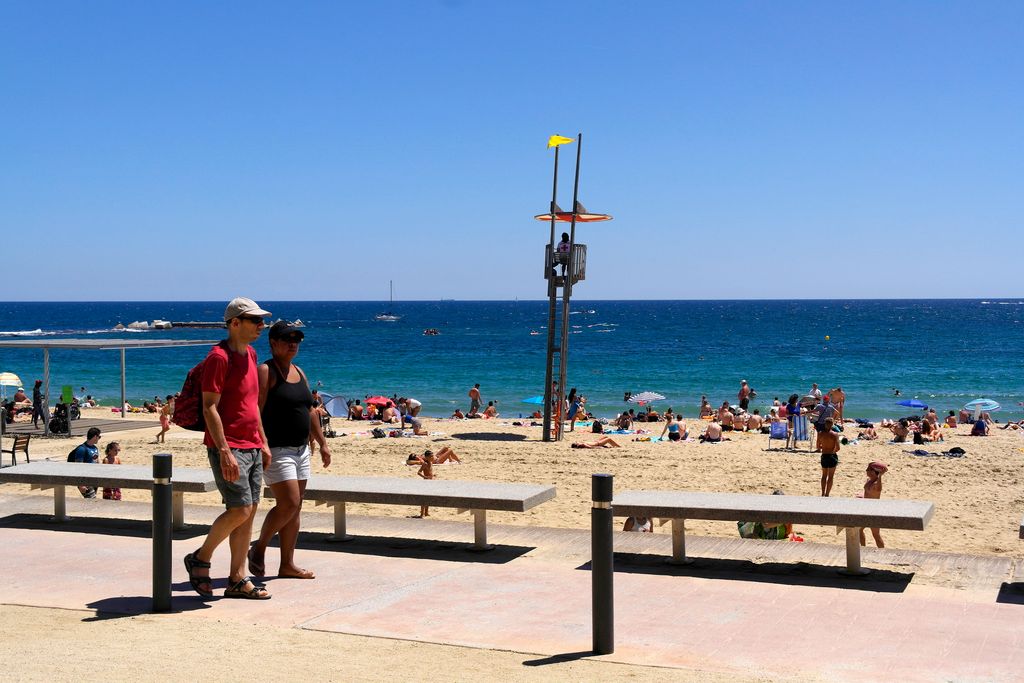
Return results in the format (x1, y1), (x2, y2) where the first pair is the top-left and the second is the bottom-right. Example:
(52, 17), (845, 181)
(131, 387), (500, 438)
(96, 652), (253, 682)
(261, 361), (313, 447)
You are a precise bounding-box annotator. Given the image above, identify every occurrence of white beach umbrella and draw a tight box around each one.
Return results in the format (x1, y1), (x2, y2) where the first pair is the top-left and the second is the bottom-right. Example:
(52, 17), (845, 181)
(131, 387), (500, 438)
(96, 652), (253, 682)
(964, 398), (1000, 421)
(0, 372), (21, 400)
(627, 391), (666, 406)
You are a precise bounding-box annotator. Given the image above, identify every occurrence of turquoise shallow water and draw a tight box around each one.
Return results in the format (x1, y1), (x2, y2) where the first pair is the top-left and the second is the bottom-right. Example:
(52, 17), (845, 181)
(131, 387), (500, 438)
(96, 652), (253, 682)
(0, 299), (1021, 421)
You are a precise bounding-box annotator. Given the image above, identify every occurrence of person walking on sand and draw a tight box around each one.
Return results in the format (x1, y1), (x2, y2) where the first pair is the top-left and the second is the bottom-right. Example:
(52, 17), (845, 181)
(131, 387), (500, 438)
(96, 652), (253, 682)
(815, 418), (841, 496)
(830, 386), (846, 422)
(183, 297), (273, 601)
(414, 450), (439, 517)
(248, 321), (332, 581)
(155, 395), (174, 443)
(859, 461), (887, 547)
(468, 383), (481, 416)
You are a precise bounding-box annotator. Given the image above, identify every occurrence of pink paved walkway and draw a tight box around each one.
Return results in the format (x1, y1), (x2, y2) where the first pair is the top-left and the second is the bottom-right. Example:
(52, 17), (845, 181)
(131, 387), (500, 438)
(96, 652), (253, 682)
(1, 509), (1022, 681)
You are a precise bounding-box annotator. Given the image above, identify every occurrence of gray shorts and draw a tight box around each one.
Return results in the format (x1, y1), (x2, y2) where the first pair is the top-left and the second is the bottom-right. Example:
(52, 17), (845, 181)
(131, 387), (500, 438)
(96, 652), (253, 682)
(264, 444), (311, 485)
(207, 447), (262, 508)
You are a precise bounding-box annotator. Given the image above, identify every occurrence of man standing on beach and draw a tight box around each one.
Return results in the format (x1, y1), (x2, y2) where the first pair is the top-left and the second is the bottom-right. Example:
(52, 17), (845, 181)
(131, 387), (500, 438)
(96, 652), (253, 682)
(738, 380), (752, 412)
(812, 394), (837, 433)
(468, 383), (481, 416)
(829, 387), (846, 422)
(809, 383), (822, 404)
(184, 297), (273, 600)
(31, 379), (45, 429)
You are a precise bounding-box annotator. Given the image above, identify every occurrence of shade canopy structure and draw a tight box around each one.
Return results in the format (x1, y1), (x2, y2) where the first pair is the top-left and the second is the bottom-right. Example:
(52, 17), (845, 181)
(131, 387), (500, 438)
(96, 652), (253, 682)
(364, 395), (392, 408)
(521, 396), (545, 405)
(0, 338), (218, 435)
(897, 399), (929, 410)
(627, 391), (666, 406)
(534, 201), (612, 223)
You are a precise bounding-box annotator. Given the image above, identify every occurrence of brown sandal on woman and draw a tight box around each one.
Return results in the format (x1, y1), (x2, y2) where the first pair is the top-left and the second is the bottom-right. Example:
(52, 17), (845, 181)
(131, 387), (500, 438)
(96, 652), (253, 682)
(225, 577), (271, 600)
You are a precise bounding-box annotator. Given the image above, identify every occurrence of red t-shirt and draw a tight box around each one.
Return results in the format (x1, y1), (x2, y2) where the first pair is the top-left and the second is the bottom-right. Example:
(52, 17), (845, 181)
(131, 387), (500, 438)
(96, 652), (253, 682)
(201, 343), (262, 449)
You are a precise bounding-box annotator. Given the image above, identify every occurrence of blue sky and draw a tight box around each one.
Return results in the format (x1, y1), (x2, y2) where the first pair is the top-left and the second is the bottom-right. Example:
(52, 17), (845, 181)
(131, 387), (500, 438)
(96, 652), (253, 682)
(2, 2), (1021, 301)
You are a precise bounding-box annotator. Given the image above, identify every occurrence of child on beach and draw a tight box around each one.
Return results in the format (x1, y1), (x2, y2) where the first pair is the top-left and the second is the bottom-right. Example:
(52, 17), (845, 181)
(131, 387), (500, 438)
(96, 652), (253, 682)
(407, 448), (462, 518)
(859, 461), (887, 548)
(101, 442), (122, 501)
(815, 419), (840, 496)
(155, 395), (173, 443)
(415, 451), (435, 517)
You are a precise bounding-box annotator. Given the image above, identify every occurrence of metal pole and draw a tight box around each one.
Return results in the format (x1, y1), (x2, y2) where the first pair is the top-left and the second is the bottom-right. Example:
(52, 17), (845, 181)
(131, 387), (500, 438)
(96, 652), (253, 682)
(556, 133), (583, 442)
(542, 145), (560, 442)
(591, 472), (614, 654)
(120, 348), (126, 419)
(43, 349), (50, 436)
(152, 453), (173, 612)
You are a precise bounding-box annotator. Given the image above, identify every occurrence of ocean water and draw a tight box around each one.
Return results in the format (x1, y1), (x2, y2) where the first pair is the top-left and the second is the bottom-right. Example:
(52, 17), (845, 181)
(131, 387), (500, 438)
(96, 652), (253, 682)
(0, 299), (1021, 421)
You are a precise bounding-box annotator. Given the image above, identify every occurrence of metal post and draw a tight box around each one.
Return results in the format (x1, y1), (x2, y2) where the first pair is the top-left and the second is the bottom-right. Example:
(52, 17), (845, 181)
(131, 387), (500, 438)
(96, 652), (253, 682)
(591, 473), (614, 654)
(43, 349), (50, 437)
(120, 348), (127, 419)
(542, 145), (561, 442)
(152, 453), (172, 612)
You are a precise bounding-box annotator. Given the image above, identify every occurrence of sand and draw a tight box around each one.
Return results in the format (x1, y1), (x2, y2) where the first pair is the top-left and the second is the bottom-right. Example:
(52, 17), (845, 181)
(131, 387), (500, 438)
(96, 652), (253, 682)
(13, 408), (1024, 557)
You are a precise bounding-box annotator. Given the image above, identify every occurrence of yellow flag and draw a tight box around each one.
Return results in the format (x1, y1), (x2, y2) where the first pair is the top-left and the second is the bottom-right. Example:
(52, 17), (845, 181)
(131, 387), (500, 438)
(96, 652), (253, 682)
(547, 135), (574, 148)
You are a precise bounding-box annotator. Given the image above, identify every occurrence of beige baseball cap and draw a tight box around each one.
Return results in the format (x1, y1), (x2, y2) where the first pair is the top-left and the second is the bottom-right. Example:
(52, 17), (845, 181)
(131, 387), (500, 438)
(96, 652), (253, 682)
(223, 297), (271, 322)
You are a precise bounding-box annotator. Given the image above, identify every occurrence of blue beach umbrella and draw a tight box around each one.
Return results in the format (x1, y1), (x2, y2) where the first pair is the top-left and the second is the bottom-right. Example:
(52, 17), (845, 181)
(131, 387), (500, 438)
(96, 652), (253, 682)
(896, 399), (928, 410)
(521, 396), (545, 405)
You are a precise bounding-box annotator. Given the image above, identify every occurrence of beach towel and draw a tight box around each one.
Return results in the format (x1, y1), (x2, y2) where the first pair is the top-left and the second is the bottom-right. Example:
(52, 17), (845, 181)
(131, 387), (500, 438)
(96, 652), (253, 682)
(905, 448), (965, 458)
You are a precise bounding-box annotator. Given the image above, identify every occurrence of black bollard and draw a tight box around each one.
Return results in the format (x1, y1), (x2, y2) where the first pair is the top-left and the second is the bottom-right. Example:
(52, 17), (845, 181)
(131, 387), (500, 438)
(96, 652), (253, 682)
(591, 473), (614, 654)
(152, 453), (173, 612)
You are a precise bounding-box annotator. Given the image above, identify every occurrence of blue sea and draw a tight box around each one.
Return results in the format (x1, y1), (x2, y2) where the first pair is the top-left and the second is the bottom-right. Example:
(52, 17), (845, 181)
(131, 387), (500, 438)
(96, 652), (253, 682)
(0, 300), (1021, 421)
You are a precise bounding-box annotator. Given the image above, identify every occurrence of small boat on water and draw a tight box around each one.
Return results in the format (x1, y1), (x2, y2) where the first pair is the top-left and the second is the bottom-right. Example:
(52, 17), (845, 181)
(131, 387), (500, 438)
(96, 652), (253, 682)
(423, 328), (440, 336)
(375, 280), (402, 322)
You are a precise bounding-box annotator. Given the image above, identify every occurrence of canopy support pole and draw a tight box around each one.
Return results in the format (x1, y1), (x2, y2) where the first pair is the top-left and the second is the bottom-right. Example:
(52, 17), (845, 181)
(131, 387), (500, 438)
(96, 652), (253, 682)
(43, 349), (50, 436)
(120, 348), (126, 418)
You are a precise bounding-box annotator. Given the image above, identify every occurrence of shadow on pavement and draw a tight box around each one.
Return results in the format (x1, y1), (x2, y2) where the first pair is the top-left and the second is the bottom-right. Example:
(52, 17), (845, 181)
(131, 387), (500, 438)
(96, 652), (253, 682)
(85, 594), (213, 620)
(296, 531), (533, 564)
(0, 513), (208, 540)
(522, 651), (595, 667)
(996, 582), (1024, 605)
(577, 551), (914, 593)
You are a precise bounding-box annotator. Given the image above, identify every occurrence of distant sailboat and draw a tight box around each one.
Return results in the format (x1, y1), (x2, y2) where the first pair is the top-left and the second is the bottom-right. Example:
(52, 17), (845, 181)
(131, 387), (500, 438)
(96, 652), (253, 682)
(375, 281), (401, 321)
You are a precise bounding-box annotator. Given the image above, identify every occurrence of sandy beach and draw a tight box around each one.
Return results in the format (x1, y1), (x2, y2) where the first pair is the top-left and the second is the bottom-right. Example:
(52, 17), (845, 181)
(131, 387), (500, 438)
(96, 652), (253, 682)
(9, 408), (1024, 558)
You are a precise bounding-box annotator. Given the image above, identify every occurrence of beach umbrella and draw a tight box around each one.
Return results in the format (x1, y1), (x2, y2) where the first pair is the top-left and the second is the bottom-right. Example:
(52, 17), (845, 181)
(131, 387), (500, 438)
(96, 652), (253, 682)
(964, 398), (1000, 420)
(896, 399), (929, 410)
(364, 395), (392, 408)
(627, 391), (665, 406)
(521, 396), (545, 405)
(0, 372), (21, 400)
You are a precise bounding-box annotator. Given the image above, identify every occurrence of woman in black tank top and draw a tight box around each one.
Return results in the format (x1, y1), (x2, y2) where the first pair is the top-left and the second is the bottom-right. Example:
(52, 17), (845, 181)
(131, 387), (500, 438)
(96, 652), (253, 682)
(249, 321), (332, 580)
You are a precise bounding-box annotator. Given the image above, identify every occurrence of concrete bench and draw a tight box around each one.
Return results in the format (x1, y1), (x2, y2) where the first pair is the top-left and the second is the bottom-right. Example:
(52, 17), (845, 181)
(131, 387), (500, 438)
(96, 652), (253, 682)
(614, 490), (934, 574)
(266, 475), (556, 550)
(0, 461), (218, 529)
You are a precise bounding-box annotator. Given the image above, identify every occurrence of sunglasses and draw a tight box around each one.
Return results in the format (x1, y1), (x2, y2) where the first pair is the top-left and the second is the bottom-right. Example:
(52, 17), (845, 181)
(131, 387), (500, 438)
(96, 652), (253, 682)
(237, 316), (266, 325)
(274, 335), (303, 344)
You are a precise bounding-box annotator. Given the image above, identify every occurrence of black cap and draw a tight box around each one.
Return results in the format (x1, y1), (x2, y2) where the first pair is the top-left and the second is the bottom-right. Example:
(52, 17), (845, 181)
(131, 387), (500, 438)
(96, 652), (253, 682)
(268, 320), (305, 340)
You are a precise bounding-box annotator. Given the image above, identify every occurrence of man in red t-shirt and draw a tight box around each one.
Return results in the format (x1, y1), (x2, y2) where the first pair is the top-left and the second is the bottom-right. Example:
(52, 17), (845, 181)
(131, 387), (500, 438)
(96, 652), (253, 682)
(184, 297), (273, 600)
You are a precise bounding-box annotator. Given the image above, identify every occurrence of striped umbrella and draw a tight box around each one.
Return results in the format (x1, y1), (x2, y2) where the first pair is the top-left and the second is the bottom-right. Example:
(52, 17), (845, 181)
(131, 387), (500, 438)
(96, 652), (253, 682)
(627, 391), (666, 406)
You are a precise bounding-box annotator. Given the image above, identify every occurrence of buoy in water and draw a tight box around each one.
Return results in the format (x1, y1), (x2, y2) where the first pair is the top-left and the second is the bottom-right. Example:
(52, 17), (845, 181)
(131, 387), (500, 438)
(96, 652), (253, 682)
(825, 335), (830, 341)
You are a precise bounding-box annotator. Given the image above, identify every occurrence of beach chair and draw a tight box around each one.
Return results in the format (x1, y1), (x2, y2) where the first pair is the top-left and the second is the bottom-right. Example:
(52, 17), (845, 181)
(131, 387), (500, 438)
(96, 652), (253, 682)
(767, 421), (788, 449)
(789, 415), (814, 452)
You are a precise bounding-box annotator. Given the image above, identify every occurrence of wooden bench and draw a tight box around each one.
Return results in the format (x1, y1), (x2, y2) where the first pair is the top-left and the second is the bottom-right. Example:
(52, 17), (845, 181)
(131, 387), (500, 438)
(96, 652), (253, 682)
(614, 490), (934, 574)
(2, 434), (30, 467)
(266, 475), (556, 550)
(0, 461), (218, 529)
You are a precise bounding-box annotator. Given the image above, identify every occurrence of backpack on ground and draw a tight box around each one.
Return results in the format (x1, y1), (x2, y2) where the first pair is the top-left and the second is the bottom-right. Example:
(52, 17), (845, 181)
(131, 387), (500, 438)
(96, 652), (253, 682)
(172, 341), (227, 432)
(371, 427), (387, 438)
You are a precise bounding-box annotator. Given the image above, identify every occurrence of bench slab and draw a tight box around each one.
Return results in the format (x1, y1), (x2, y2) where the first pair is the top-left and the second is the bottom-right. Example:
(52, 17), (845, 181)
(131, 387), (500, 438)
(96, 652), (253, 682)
(0, 461), (217, 493)
(274, 475), (556, 512)
(614, 490), (933, 530)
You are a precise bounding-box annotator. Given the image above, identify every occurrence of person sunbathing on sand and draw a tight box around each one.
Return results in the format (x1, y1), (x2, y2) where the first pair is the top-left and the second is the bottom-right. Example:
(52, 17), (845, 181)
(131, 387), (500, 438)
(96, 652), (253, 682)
(858, 426), (879, 440)
(406, 447), (462, 466)
(571, 436), (621, 448)
(945, 411), (958, 428)
(699, 417), (723, 443)
(889, 418), (910, 442)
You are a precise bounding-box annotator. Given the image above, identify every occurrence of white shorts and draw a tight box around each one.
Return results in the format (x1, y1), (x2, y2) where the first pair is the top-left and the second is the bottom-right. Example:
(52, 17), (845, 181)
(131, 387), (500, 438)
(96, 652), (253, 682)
(264, 445), (311, 485)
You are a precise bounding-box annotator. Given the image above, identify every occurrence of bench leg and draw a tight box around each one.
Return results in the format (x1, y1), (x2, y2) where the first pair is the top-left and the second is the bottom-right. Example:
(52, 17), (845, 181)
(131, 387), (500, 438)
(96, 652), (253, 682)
(840, 527), (870, 575)
(327, 502), (353, 542)
(172, 492), (186, 530)
(470, 509), (493, 551)
(667, 518), (694, 565)
(51, 485), (70, 523)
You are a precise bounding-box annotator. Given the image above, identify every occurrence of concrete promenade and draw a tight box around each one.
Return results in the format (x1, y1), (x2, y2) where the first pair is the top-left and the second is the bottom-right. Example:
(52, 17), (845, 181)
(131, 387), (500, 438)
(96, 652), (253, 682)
(1, 490), (1023, 681)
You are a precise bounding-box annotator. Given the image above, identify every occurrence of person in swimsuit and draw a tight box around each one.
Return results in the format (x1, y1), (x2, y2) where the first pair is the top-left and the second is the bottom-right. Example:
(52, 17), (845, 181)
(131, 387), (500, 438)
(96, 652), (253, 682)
(623, 516), (653, 532)
(859, 461), (887, 547)
(660, 413), (683, 441)
(155, 395), (174, 443)
(815, 418), (840, 496)
(101, 441), (122, 501)
(699, 417), (723, 443)
(570, 436), (622, 448)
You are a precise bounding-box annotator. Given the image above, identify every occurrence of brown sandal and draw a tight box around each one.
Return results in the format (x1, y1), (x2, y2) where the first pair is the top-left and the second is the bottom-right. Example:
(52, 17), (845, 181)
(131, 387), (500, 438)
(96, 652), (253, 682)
(225, 577), (271, 600)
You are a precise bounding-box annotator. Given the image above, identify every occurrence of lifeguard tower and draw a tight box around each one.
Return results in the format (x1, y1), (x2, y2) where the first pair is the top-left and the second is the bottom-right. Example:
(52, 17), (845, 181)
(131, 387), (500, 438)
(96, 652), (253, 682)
(535, 134), (611, 441)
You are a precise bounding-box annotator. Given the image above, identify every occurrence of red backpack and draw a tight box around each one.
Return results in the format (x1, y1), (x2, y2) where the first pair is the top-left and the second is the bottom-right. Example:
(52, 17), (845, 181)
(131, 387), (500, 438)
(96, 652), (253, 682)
(172, 341), (228, 432)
